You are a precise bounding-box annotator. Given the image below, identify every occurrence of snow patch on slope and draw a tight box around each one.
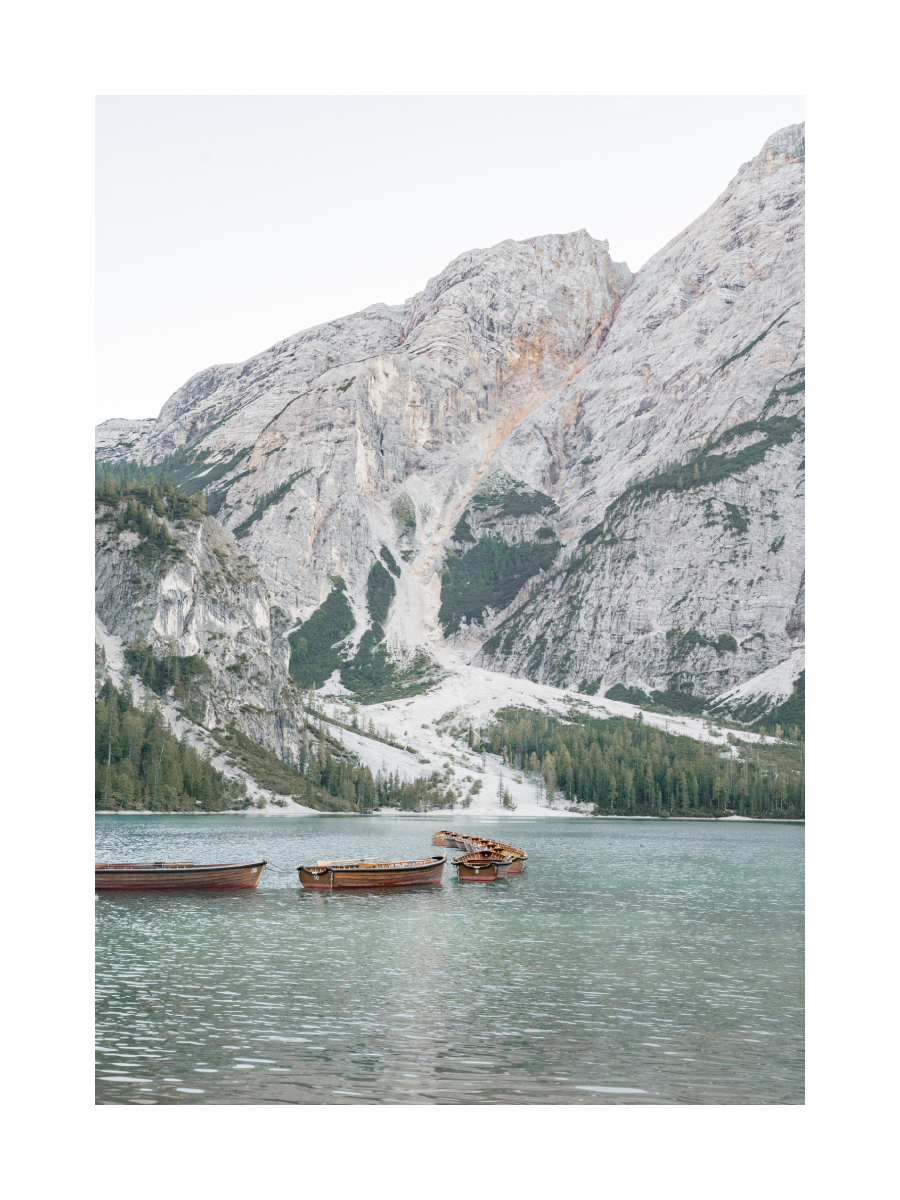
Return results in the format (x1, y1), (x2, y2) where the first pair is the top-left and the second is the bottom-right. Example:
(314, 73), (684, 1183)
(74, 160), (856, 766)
(713, 648), (804, 708)
(313, 653), (776, 817)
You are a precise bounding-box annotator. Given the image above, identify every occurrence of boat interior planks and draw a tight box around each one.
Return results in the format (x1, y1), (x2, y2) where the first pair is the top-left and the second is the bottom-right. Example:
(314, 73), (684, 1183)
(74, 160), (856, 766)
(95, 859), (267, 890)
(297, 855), (446, 890)
(453, 850), (515, 882)
(433, 832), (528, 873)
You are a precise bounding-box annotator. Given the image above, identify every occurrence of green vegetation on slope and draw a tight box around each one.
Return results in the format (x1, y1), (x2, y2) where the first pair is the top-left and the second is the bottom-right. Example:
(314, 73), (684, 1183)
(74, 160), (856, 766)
(283, 571), (440, 702)
(210, 726), (359, 811)
(97, 676), (471, 813)
(95, 681), (247, 811)
(124, 641), (212, 723)
(605, 683), (709, 715)
(213, 724), (468, 811)
(288, 578), (355, 689)
(337, 549), (443, 700)
(712, 304), (800, 376)
(439, 535), (560, 635)
(207, 472), (252, 516)
(580, 371), (805, 546)
(392, 494), (416, 538)
(366, 561), (396, 626)
(605, 663), (804, 732)
(754, 671), (804, 736)
(96, 477), (207, 562)
(96, 446), (251, 497)
(484, 707), (804, 818)
(233, 470), (312, 539)
(379, 546), (401, 577)
(340, 626), (390, 696)
(341, 641), (442, 703)
(710, 670), (805, 736)
(339, 551), (442, 701)
(666, 628), (738, 661)
(471, 487), (558, 519)
(96, 475), (208, 521)
(452, 516), (477, 544)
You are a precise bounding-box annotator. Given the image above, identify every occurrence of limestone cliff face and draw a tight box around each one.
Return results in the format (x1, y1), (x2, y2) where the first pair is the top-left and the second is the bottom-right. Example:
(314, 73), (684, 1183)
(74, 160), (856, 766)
(96, 231), (629, 631)
(473, 123), (805, 702)
(94, 496), (302, 759)
(97, 124), (804, 719)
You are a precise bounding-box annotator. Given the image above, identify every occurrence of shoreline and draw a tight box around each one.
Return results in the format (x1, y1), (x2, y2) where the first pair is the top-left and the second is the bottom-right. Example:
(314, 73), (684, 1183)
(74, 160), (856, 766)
(95, 810), (804, 824)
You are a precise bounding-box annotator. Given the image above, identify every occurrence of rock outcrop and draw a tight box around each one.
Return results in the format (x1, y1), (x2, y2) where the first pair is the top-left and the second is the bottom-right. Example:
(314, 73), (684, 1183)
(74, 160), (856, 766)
(94, 484), (302, 760)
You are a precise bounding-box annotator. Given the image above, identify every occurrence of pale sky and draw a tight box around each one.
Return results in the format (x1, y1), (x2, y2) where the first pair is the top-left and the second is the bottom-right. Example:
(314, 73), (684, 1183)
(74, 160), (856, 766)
(96, 95), (804, 424)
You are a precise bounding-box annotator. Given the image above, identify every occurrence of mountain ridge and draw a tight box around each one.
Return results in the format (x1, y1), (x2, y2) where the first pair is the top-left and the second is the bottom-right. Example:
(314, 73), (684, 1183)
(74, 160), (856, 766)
(96, 124), (804, 776)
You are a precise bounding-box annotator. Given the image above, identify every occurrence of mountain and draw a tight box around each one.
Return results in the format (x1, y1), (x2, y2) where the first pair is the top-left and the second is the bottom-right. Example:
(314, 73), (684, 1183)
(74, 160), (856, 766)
(96, 123), (804, 789)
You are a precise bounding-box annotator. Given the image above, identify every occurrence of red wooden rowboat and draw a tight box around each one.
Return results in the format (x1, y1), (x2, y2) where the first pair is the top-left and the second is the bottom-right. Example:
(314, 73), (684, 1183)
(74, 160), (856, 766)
(453, 850), (514, 881)
(95, 859), (267, 890)
(297, 855), (446, 889)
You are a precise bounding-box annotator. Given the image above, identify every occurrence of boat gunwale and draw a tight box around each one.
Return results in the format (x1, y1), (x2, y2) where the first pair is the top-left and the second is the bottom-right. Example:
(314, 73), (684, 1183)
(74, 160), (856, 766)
(453, 851), (514, 865)
(297, 854), (446, 875)
(465, 840), (527, 858)
(95, 859), (267, 874)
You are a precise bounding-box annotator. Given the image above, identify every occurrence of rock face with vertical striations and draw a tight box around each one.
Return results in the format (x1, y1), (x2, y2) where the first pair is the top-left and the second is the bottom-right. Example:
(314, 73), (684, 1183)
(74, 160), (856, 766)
(96, 124), (804, 734)
(94, 484), (304, 761)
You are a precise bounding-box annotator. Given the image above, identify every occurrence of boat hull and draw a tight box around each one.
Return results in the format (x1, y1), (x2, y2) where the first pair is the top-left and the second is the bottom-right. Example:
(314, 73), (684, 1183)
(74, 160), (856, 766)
(432, 832), (467, 849)
(453, 850), (514, 881)
(455, 836), (527, 871)
(297, 856), (446, 889)
(455, 860), (505, 881)
(95, 860), (267, 890)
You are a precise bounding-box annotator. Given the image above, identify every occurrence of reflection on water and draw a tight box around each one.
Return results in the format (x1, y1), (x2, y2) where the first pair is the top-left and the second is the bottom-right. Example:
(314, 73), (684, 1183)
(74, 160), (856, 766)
(95, 815), (804, 1104)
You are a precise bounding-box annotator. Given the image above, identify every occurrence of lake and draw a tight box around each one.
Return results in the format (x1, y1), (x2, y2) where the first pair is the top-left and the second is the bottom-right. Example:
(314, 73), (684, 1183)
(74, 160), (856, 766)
(96, 814), (804, 1104)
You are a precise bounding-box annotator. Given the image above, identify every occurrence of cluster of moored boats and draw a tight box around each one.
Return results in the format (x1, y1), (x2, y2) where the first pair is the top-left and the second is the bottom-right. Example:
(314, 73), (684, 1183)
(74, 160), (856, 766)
(95, 831), (528, 891)
(431, 831), (528, 880)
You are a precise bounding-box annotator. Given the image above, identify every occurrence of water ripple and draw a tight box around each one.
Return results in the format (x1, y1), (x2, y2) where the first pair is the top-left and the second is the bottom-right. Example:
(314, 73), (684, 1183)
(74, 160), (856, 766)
(96, 815), (804, 1105)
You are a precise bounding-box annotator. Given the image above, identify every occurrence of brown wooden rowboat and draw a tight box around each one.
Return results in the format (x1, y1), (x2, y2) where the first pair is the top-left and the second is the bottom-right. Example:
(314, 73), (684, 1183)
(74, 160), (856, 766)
(95, 859), (267, 890)
(297, 855), (446, 889)
(447, 834), (528, 873)
(432, 831), (468, 849)
(477, 839), (528, 873)
(453, 850), (514, 881)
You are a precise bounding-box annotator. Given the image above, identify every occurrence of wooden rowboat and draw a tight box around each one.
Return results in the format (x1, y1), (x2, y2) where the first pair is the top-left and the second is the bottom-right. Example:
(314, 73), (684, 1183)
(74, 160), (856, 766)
(297, 855), (446, 889)
(453, 851), (514, 881)
(475, 839), (528, 873)
(431, 831), (468, 849)
(95, 859), (267, 890)
(443, 834), (528, 873)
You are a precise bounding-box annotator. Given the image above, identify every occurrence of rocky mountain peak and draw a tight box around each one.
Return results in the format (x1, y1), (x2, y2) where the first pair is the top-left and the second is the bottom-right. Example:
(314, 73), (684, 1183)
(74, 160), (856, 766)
(97, 123), (804, 744)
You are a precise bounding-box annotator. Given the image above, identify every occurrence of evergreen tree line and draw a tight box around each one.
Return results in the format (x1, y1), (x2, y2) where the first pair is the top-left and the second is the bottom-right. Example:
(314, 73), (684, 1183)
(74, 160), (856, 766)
(96, 476), (207, 561)
(96, 664), (464, 813)
(216, 723), (470, 812)
(124, 641), (211, 723)
(96, 475), (207, 521)
(95, 682), (247, 811)
(95, 445), (252, 497)
(482, 707), (804, 818)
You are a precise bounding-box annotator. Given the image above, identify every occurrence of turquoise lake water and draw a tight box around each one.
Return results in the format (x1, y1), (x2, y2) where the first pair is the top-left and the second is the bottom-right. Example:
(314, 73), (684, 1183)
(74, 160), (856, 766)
(95, 815), (804, 1105)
